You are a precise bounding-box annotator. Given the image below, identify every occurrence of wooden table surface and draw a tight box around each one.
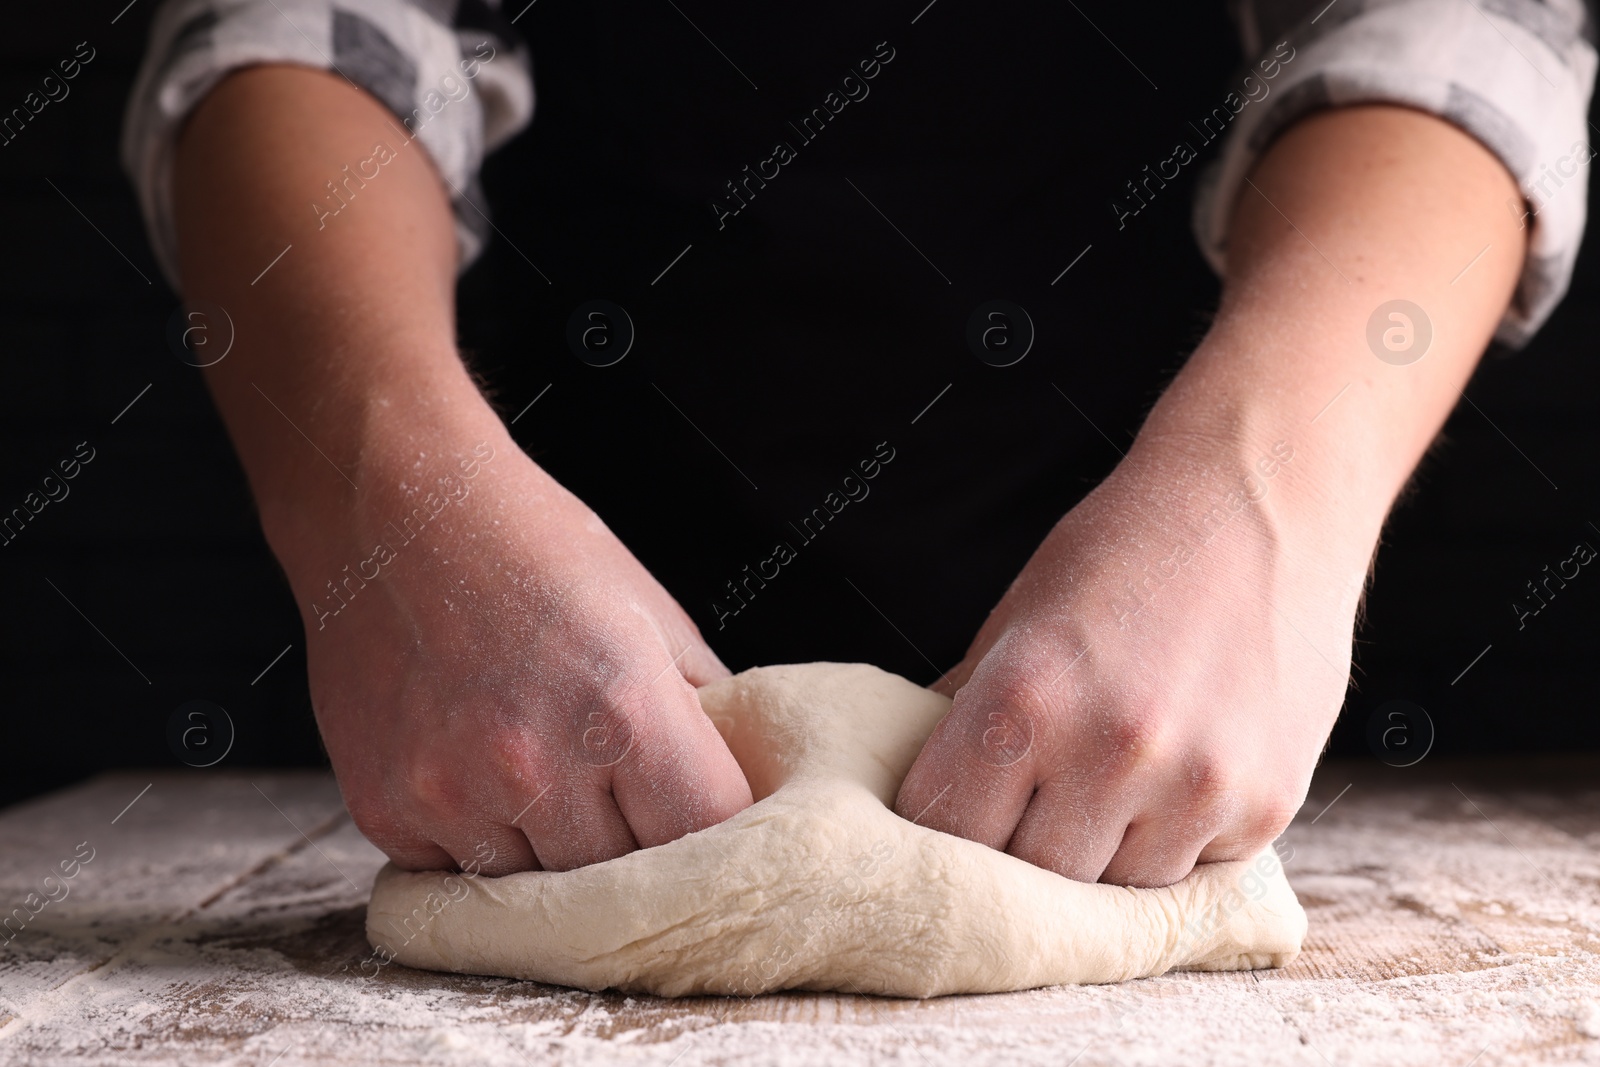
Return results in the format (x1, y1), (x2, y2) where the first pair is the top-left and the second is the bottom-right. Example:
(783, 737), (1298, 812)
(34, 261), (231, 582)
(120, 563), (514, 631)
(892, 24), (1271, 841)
(1, 756), (1597, 1066)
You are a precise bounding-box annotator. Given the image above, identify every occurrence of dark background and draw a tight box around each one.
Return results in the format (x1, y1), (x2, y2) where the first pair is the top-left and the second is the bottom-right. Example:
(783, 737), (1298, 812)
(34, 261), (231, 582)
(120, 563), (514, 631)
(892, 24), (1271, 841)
(3, 1), (1596, 809)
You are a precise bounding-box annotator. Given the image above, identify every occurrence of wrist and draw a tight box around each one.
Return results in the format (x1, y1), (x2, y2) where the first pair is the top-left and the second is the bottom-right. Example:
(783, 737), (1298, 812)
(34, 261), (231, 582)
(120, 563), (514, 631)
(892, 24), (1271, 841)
(256, 375), (520, 598)
(1118, 400), (1374, 591)
(1138, 328), (1417, 563)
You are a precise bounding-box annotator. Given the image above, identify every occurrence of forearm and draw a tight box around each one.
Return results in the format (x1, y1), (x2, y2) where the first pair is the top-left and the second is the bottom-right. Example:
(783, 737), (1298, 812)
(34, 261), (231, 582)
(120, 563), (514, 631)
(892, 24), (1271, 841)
(1133, 104), (1525, 572)
(170, 65), (507, 571)
(903, 105), (1535, 886)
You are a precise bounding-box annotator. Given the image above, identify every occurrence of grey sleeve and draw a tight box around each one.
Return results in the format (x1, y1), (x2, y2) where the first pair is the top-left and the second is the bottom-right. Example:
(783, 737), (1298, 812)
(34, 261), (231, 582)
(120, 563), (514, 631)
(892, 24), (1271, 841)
(1193, 0), (1598, 347)
(119, 0), (536, 292)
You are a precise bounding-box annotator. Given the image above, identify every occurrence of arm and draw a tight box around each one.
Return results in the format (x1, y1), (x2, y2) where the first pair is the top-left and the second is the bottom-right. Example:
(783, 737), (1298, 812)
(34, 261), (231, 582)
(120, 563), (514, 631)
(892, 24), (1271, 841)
(1165, 103), (1523, 559)
(172, 65), (751, 873)
(896, 104), (1523, 885)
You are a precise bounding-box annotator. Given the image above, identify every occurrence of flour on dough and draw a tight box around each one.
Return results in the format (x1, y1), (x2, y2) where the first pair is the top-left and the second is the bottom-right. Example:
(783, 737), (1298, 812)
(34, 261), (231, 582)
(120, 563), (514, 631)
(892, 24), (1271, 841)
(366, 663), (1306, 997)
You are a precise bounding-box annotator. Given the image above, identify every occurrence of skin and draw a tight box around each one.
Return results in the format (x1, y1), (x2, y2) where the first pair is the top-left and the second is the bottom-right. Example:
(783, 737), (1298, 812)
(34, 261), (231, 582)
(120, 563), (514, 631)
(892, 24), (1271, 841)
(173, 65), (1523, 884)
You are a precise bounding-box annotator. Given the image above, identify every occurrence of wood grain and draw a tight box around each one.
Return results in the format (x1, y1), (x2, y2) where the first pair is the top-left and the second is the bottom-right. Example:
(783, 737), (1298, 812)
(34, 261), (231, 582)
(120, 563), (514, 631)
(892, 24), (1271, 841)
(0, 758), (1596, 1065)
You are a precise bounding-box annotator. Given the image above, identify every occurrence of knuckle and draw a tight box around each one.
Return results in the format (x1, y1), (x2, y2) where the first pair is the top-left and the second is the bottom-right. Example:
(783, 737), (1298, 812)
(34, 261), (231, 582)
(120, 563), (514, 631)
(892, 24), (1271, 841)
(343, 790), (409, 847)
(960, 674), (1054, 763)
(597, 674), (658, 719)
(1243, 797), (1299, 843)
(576, 682), (651, 768)
(591, 671), (683, 735)
(1095, 709), (1167, 770)
(405, 747), (468, 814)
(975, 673), (1055, 722)
(486, 725), (552, 778)
(1180, 753), (1239, 813)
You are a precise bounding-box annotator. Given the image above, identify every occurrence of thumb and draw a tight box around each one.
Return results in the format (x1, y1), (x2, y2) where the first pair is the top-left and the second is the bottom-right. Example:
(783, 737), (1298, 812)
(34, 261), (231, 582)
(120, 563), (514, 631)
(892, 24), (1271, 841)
(931, 656), (976, 697)
(646, 598), (732, 687)
(677, 633), (731, 687)
(609, 666), (752, 848)
(896, 666), (1042, 849)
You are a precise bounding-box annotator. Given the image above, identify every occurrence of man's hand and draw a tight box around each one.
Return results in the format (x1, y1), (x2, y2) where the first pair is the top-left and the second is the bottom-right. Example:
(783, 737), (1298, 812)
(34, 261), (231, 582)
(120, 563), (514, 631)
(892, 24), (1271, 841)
(287, 421), (750, 875)
(170, 66), (750, 874)
(898, 104), (1526, 885)
(896, 432), (1356, 886)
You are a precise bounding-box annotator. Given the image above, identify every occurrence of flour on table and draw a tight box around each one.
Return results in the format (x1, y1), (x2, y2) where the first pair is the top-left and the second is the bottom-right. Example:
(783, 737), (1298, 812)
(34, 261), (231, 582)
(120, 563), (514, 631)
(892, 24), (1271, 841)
(366, 662), (1306, 997)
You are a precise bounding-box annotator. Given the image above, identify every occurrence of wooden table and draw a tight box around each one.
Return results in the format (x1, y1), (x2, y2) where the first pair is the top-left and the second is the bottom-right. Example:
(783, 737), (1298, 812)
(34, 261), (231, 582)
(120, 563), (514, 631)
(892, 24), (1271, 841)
(1, 757), (1597, 1066)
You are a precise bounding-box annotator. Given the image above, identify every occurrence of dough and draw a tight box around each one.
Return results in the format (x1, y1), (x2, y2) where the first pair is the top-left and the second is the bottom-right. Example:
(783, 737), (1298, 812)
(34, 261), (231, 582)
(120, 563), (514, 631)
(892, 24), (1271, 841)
(366, 663), (1306, 997)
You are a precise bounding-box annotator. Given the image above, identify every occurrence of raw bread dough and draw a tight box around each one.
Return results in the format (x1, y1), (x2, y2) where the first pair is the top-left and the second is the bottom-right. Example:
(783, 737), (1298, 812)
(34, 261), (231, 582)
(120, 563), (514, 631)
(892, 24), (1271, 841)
(366, 663), (1306, 997)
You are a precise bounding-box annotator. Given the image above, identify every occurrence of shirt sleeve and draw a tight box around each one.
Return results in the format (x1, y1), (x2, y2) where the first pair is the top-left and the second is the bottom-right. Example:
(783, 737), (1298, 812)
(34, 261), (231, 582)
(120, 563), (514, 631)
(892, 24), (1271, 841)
(119, 0), (535, 292)
(1193, 0), (1598, 347)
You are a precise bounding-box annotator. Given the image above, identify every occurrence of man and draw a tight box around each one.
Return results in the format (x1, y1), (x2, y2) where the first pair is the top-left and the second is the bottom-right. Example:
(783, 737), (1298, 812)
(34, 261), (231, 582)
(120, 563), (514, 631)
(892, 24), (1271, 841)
(122, 0), (1595, 883)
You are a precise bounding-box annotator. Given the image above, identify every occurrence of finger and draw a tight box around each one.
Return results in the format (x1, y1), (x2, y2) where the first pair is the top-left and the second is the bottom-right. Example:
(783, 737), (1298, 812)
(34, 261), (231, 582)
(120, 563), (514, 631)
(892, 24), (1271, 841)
(649, 602), (732, 687)
(1005, 775), (1137, 882)
(1096, 815), (1224, 888)
(429, 825), (539, 877)
(377, 835), (460, 873)
(677, 637), (731, 688)
(930, 656), (975, 697)
(1195, 799), (1297, 865)
(893, 682), (1043, 848)
(1013, 760), (1243, 885)
(607, 674), (753, 848)
(345, 797), (463, 872)
(515, 778), (640, 871)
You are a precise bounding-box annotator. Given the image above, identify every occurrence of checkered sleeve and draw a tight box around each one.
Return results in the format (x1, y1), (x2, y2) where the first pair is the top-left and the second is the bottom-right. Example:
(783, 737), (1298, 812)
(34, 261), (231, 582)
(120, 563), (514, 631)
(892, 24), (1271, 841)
(119, 0), (534, 291)
(1194, 0), (1598, 347)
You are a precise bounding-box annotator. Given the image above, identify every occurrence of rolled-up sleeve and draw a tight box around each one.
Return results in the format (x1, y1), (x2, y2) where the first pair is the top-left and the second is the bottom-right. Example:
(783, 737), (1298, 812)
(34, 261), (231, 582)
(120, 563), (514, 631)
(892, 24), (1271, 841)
(120, 0), (535, 291)
(1194, 0), (1598, 347)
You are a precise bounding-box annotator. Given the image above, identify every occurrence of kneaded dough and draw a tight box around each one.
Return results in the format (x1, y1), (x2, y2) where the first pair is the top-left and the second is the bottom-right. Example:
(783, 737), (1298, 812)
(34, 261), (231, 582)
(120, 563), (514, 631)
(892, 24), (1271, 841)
(366, 663), (1305, 997)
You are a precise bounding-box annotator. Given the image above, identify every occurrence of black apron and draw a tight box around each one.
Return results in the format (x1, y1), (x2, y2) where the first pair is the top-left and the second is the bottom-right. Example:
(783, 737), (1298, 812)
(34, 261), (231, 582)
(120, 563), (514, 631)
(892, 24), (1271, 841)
(465, 1), (1241, 680)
